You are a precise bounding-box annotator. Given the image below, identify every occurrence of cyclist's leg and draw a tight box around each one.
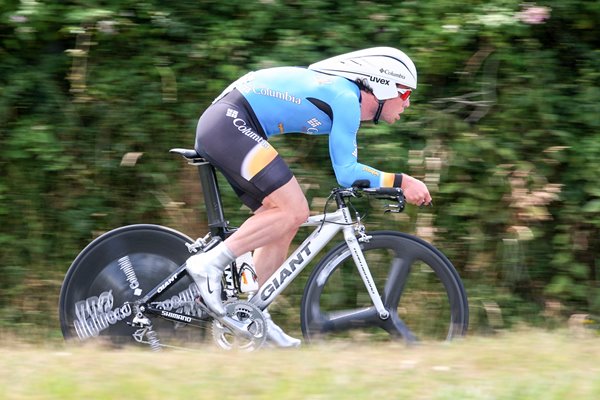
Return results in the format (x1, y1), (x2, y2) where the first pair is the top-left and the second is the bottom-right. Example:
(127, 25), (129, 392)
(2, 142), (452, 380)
(188, 89), (308, 320)
(223, 178), (307, 348)
(225, 176), (309, 285)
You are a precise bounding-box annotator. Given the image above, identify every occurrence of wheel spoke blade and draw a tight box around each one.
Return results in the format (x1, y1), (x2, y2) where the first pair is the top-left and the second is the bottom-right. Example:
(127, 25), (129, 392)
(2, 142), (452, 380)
(383, 255), (412, 306)
(383, 313), (418, 343)
(316, 307), (379, 333)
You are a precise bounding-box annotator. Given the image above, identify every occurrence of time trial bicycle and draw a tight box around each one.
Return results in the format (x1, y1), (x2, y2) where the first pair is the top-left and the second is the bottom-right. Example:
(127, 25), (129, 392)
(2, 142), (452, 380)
(58, 148), (469, 351)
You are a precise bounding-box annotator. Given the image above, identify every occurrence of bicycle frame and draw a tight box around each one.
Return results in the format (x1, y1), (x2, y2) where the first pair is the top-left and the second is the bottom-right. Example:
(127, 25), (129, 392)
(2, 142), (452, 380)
(250, 207), (390, 319)
(135, 204), (390, 325)
(136, 151), (393, 325)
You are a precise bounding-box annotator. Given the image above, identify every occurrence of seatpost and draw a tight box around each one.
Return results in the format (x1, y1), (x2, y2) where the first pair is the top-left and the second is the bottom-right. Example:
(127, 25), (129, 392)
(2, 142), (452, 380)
(196, 161), (228, 239)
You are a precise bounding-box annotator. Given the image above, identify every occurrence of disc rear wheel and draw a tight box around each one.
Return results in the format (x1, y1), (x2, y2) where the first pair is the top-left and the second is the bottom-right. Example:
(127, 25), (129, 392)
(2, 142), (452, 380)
(59, 224), (210, 348)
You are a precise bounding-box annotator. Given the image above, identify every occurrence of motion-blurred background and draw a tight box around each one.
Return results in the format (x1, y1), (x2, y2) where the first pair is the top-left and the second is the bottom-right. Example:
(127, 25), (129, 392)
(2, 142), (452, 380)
(1, 1), (598, 339)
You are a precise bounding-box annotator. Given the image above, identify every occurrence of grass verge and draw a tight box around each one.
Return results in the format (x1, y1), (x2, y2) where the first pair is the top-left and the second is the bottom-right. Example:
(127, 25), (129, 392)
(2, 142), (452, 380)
(1, 329), (599, 399)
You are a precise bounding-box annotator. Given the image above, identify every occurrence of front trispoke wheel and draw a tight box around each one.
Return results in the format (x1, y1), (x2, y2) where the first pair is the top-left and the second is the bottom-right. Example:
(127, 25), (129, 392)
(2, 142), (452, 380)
(301, 232), (468, 343)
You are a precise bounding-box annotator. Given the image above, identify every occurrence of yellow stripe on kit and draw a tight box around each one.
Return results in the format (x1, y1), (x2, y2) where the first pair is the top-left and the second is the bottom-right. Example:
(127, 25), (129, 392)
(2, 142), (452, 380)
(241, 142), (279, 180)
(381, 172), (395, 187)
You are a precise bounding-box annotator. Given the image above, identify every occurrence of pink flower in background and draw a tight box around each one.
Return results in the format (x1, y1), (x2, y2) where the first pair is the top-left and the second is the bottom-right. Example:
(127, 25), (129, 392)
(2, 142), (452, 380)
(10, 15), (28, 23)
(517, 5), (551, 24)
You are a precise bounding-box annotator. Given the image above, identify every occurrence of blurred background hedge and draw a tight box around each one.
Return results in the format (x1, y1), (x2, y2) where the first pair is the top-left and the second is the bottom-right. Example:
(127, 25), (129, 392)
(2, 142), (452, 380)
(1, 0), (598, 337)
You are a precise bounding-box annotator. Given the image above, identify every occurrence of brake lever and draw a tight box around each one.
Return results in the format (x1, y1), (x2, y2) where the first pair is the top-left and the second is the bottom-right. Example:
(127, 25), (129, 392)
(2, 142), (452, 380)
(384, 204), (402, 213)
(384, 196), (406, 213)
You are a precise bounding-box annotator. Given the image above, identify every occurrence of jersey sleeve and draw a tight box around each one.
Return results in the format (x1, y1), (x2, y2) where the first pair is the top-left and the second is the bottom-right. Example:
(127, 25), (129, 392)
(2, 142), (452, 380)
(328, 92), (400, 188)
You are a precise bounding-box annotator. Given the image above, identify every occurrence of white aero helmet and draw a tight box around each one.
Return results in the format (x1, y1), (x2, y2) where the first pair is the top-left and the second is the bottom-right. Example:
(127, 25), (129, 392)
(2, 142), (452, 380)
(308, 47), (417, 101)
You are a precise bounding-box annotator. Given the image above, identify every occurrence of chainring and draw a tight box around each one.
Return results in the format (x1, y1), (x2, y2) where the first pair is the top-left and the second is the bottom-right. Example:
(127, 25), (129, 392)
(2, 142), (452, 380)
(212, 300), (267, 351)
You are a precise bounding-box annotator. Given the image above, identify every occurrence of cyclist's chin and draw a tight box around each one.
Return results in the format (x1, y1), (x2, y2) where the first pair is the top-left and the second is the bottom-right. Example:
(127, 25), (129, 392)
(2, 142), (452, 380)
(382, 115), (400, 124)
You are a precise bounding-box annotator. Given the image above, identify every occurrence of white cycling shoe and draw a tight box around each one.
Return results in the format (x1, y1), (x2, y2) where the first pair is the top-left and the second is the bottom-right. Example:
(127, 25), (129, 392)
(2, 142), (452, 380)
(186, 242), (235, 317)
(187, 243), (300, 348)
(263, 309), (301, 348)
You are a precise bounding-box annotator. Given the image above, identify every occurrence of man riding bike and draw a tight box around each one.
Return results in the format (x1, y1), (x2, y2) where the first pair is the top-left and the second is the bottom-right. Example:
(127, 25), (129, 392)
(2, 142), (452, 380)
(186, 47), (432, 347)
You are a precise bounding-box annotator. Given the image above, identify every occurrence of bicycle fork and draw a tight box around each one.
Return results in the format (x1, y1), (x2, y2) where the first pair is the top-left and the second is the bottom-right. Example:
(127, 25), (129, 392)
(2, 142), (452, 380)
(342, 226), (390, 320)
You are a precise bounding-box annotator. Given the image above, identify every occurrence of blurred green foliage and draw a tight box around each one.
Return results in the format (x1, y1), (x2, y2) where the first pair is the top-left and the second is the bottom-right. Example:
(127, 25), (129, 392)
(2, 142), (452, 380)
(1, 0), (599, 336)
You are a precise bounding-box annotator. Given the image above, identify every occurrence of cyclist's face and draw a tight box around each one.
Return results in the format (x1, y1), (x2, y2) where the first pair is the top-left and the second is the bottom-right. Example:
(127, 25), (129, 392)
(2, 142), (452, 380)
(380, 85), (411, 124)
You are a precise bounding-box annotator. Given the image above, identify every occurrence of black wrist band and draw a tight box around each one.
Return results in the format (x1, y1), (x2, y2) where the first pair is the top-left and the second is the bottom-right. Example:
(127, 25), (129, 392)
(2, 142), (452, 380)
(393, 173), (403, 188)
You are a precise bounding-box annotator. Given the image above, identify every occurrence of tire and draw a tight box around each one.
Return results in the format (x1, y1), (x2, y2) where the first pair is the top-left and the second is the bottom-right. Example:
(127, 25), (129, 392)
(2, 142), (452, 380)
(59, 224), (208, 347)
(300, 231), (468, 343)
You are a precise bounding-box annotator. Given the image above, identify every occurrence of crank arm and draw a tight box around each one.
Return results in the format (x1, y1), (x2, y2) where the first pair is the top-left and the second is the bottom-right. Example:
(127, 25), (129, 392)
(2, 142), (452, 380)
(215, 315), (255, 340)
(195, 299), (257, 340)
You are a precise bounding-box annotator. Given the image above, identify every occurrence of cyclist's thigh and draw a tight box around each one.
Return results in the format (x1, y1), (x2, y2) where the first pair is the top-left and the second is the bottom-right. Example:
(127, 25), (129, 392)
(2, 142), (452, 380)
(259, 176), (309, 216)
(195, 91), (293, 211)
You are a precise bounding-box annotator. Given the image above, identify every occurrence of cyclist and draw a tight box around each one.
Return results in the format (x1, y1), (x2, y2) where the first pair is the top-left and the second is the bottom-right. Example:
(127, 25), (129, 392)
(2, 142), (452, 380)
(187, 47), (431, 347)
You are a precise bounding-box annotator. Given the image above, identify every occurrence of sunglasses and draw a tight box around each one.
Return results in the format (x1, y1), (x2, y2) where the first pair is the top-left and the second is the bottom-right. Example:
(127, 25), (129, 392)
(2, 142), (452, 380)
(398, 88), (412, 101)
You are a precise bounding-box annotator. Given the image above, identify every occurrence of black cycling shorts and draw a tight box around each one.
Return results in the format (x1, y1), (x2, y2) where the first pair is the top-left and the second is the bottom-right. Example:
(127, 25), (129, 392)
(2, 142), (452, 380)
(195, 89), (293, 211)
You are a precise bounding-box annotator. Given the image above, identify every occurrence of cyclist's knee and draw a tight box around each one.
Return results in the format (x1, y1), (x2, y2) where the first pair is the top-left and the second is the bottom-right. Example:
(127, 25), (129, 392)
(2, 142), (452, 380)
(289, 197), (310, 227)
(262, 177), (309, 225)
(265, 195), (308, 230)
(279, 185), (309, 228)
